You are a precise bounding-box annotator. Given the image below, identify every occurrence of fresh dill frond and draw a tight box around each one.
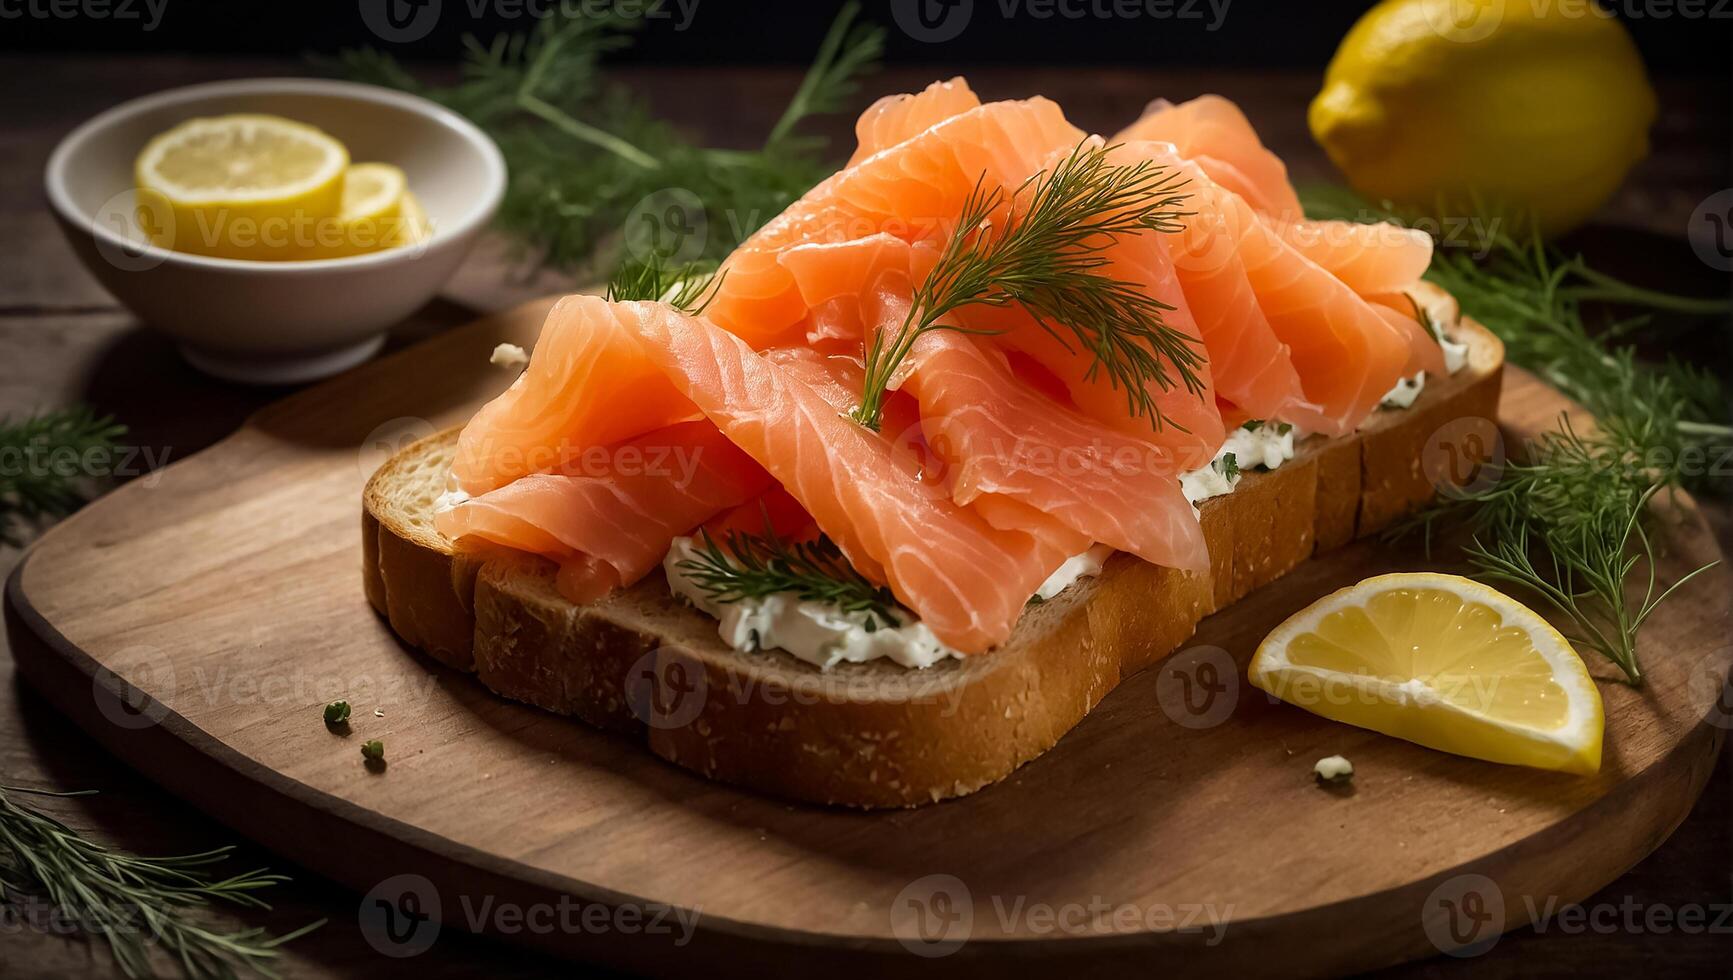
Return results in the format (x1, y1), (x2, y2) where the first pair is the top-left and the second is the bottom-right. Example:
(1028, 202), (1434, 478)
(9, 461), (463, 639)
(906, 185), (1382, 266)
(1410, 418), (1716, 685)
(325, 3), (883, 278)
(0, 785), (322, 980)
(764, 2), (885, 150)
(853, 141), (1203, 430)
(605, 253), (724, 313)
(0, 406), (126, 548)
(676, 529), (899, 628)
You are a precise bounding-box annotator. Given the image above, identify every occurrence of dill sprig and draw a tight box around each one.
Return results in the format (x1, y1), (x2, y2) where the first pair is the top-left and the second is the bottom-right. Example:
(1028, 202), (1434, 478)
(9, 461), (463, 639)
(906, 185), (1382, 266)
(676, 529), (899, 628)
(0, 406), (126, 548)
(0, 785), (322, 980)
(328, 2), (883, 277)
(852, 141), (1203, 430)
(1310, 187), (1730, 683)
(605, 252), (723, 313)
(1413, 419), (1716, 685)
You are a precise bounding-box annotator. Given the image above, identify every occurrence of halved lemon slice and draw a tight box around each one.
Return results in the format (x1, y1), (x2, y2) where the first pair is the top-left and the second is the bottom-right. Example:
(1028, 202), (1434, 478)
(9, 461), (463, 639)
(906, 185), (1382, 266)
(1249, 573), (1603, 774)
(135, 114), (348, 260)
(302, 162), (411, 258)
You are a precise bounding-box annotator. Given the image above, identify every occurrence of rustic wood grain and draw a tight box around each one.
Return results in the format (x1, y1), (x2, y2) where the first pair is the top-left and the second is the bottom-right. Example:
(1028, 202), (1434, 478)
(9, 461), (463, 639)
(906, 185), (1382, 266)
(0, 55), (1727, 979)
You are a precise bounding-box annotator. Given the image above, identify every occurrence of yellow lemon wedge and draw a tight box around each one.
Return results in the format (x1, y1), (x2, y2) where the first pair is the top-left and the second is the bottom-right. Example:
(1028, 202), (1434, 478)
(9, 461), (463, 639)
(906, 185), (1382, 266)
(1310, 0), (1655, 237)
(135, 113), (349, 260)
(1249, 573), (1603, 774)
(303, 162), (412, 259)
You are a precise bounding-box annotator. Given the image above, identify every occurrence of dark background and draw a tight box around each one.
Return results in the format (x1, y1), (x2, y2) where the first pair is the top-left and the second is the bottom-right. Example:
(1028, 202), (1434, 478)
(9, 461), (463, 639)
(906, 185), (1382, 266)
(2, 0), (1728, 75)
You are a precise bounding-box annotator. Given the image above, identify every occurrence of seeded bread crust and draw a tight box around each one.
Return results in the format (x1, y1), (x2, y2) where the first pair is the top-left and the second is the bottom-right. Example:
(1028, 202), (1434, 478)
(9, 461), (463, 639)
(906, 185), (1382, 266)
(363, 306), (1504, 807)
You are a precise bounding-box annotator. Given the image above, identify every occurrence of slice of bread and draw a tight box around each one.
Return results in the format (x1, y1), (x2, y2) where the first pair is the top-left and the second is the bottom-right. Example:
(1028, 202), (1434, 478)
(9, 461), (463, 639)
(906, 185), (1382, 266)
(364, 310), (1504, 808)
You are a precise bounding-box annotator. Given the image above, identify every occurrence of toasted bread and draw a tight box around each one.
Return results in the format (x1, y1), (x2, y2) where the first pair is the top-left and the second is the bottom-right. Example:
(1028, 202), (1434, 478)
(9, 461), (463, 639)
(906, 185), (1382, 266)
(363, 312), (1503, 807)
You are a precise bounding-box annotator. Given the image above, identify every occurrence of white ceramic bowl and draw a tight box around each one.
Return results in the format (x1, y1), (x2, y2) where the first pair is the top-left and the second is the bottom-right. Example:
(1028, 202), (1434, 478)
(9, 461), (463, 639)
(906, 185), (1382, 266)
(45, 78), (506, 385)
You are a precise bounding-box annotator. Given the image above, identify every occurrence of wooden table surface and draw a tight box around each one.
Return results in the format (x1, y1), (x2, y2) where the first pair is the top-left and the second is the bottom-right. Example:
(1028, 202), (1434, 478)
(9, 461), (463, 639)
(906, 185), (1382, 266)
(1, 56), (1728, 979)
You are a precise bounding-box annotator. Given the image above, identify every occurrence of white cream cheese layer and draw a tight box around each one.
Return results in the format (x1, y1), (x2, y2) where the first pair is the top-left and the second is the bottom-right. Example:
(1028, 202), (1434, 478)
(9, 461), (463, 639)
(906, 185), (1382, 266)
(1033, 543), (1115, 601)
(662, 537), (962, 669)
(1378, 326), (1468, 409)
(1180, 420), (1299, 506)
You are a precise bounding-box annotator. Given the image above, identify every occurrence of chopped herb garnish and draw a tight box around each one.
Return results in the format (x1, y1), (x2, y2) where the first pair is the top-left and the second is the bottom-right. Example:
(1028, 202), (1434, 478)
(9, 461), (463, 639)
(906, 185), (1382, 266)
(1216, 452), (1240, 482)
(360, 740), (385, 763)
(322, 700), (351, 727)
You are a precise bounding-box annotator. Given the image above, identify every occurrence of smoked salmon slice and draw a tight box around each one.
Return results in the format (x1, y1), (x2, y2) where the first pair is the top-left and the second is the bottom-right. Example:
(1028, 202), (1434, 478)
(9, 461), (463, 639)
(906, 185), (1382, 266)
(847, 76), (982, 166)
(436, 420), (772, 601)
(904, 330), (1208, 572)
(450, 295), (696, 495)
(624, 300), (1076, 652)
(1113, 95), (1304, 220)
(705, 98), (1084, 345)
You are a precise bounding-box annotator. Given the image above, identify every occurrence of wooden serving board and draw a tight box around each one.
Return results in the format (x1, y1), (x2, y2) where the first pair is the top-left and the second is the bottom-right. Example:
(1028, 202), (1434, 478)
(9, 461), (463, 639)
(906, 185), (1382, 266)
(6, 297), (1730, 977)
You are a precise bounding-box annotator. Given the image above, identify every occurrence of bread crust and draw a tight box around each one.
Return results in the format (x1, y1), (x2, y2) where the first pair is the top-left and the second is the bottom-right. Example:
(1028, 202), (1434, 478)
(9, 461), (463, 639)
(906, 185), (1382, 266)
(363, 315), (1504, 807)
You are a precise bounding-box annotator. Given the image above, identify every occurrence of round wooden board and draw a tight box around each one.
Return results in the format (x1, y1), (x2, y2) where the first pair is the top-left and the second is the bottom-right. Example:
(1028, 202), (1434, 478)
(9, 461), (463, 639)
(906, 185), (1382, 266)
(5, 298), (1730, 977)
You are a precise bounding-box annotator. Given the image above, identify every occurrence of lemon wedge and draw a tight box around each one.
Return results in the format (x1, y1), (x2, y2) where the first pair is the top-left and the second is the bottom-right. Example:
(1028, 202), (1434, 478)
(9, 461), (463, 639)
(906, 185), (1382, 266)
(135, 114), (348, 260)
(1249, 573), (1603, 774)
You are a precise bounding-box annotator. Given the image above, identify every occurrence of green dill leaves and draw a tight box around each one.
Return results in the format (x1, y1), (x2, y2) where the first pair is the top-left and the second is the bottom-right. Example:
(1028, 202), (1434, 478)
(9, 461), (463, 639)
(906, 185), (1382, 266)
(330, 4), (883, 277)
(605, 253), (724, 313)
(0, 407), (126, 549)
(1420, 418), (1717, 685)
(853, 141), (1203, 430)
(0, 784), (322, 980)
(675, 529), (900, 629)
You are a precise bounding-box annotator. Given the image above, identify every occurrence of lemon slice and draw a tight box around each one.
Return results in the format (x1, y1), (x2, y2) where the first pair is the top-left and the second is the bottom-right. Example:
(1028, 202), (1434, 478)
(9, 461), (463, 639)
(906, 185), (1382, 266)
(1249, 573), (1603, 774)
(135, 114), (348, 260)
(389, 190), (432, 247)
(302, 162), (411, 258)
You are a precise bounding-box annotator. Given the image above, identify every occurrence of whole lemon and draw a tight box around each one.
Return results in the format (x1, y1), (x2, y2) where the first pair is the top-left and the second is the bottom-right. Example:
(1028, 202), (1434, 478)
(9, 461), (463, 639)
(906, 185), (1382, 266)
(1310, 0), (1656, 237)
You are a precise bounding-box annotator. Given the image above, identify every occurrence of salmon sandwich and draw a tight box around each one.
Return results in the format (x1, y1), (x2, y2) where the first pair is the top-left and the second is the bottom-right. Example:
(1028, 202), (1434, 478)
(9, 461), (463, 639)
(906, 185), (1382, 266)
(363, 79), (1502, 807)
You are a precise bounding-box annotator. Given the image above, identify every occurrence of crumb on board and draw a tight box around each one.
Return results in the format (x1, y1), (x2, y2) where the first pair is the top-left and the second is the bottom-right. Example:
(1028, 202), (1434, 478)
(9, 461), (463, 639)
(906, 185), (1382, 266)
(1313, 755), (1354, 785)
